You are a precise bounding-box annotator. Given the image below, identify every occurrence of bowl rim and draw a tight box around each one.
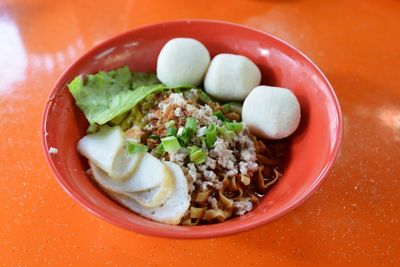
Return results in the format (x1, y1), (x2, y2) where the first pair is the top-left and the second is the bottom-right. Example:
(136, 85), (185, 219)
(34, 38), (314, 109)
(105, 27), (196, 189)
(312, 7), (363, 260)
(41, 19), (343, 239)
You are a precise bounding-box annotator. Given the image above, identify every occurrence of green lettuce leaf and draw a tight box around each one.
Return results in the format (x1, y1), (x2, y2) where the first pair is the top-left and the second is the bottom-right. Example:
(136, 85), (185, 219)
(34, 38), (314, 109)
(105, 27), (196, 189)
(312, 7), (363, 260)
(68, 66), (163, 125)
(131, 72), (159, 89)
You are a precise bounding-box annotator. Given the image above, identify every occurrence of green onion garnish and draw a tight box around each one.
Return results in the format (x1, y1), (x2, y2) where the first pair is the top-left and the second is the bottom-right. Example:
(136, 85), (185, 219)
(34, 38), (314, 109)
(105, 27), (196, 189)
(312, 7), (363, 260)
(214, 111), (226, 122)
(205, 124), (217, 148)
(222, 103), (232, 113)
(161, 136), (181, 153)
(188, 146), (206, 164)
(177, 118), (198, 146)
(223, 102), (242, 114)
(178, 134), (190, 146)
(126, 141), (148, 154)
(154, 143), (165, 156)
(197, 89), (213, 104)
(165, 120), (175, 128)
(199, 136), (207, 148)
(185, 117), (197, 134)
(166, 127), (178, 136)
(177, 127), (184, 137)
(187, 146), (197, 154)
(219, 125), (236, 140)
(224, 122), (243, 133)
(223, 130), (236, 140)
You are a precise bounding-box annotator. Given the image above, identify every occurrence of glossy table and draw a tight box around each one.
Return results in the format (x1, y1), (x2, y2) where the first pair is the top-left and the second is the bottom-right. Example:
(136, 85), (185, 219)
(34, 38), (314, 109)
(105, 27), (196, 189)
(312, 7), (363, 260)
(1, 0), (399, 266)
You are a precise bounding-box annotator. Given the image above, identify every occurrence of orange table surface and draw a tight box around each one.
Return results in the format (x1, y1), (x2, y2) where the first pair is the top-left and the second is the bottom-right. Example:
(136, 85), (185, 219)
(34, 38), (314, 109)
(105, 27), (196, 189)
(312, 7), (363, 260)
(1, 0), (399, 266)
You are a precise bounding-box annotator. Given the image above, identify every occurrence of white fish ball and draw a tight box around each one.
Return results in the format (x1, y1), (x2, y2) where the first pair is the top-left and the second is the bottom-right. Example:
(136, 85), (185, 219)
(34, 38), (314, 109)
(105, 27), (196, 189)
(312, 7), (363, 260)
(242, 86), (301, 139)
(204, 54), (261, 101)
(157, 38), (210, 87)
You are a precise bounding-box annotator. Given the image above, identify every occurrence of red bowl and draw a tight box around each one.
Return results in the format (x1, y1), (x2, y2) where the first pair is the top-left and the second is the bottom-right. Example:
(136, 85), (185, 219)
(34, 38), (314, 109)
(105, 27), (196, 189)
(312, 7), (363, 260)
(41, 20), (342, 239)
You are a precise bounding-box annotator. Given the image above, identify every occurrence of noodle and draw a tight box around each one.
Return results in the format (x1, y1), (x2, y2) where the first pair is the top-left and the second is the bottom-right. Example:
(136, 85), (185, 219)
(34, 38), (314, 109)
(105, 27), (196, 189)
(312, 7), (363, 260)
(182, 137), (285, 224)
(257, 153), (277, 165)
(228, 175), (244, 200)
(190, 207), (205, 219)
(202, 209), (228, 222)
(181, 218), (200, 226)
(134, 89), (286, 225)
(218, 179), (234, 208)
(195, 191), (211, 203)
(256, 166), (282, 192)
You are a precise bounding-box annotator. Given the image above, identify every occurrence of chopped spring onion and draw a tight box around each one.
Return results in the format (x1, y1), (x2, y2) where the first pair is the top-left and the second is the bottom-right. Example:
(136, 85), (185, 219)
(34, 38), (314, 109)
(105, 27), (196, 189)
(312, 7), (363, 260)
(205, 124), (217, 148)
(222, 103), (231, 112)
(223, 130), (236, 140)
(177, 127), (184, 137)
(213, 111), (226, 122)
(187, 146), (198, 154)
(188, 146), (206, 164)
(126, 141), (148, 154)
(165, 120), (175, 128)
(178, 134), (190, 146)
(161, 136), (181, 153)
(166, 127), (178, 136)
(199, 136), (207, 148)
(178, 117), (197, 145)
(222, 102), (242, 114)
(224, 122), (243, 133)
(197, 89), (213, 104)
(185, 117), (197, 134)
(154, 143), (165, 156)
(219, 125), (236, 140)
(171, 85), (193, 92)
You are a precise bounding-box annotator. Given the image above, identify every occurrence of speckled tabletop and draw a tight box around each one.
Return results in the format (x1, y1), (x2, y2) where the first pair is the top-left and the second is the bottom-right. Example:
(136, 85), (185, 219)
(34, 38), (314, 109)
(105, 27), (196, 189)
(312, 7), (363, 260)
(1, 0), (399, 266)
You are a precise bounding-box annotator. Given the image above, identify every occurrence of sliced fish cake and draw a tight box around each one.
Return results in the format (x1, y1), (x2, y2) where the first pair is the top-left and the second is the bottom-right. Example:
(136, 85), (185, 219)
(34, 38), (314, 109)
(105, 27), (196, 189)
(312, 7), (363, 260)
(128, 162), (175, 208)
(109, 148), (143, 180)
(78, 126), (124, 174)
(89, 152), (164, 193)
(103, 162), (190, 225)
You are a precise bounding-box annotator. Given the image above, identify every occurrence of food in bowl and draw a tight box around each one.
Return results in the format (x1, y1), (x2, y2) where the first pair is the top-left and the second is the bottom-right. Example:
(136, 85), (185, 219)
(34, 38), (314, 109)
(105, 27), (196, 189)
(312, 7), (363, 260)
(157, 38), (211, 87)
(243, 86), (301, 139)
(204, 53), (261, 101)
(68, 38), (301, 225)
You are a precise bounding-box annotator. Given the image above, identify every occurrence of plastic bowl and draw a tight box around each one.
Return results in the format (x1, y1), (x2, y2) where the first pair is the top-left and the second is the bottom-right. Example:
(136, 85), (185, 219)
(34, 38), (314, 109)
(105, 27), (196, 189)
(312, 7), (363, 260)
(41, 20), (342, 239)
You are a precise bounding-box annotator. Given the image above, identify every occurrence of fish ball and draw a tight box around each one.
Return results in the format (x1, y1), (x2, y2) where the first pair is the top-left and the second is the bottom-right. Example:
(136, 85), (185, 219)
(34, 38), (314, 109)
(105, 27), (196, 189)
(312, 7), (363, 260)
(204, 54), (261, 101)
(242, 86), (301, 139)
(157, 38), (210, 87)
